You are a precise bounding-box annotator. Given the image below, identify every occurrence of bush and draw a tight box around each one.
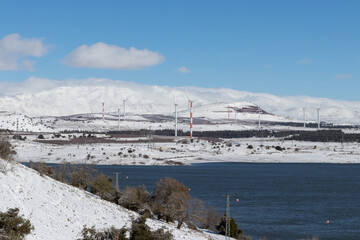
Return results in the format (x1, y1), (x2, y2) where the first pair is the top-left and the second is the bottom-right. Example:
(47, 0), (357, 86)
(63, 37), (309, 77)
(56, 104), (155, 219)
(79, 225), (127, 240)
(70, 165), (96, 190)
(37, 134), (45, 139)
(247, 145), (253, 149)
(201, 206), (221, 231)
(29, 161), (55, 177)
(275, 146), (282, 151)
(130, 216), (173, 240)
(217, 216), (242, 239)
(91, 173), (115, 199)
(118, 186), (149, 212)
(150, 178), (190, 228)
(0, 139), (14, 160)
(0, 208), (34, 240)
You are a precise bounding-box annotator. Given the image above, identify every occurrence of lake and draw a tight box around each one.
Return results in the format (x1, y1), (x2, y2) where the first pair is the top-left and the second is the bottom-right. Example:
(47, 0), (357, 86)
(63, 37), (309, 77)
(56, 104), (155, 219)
(52, 162), (360, 239)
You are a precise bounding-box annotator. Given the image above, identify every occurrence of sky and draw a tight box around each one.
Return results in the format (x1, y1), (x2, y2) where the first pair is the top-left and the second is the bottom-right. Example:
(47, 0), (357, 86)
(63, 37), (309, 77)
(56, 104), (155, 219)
(0, 0), (359, 100)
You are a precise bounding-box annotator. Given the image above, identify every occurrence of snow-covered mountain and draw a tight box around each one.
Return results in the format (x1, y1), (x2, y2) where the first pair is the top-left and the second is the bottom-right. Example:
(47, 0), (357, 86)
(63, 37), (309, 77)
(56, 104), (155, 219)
(1, 77), (360, 124)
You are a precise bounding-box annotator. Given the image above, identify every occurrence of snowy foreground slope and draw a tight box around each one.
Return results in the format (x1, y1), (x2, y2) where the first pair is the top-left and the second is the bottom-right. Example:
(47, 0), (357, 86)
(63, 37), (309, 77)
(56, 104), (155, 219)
(1, 77), (360, 123)
(0, 159), (226, 240)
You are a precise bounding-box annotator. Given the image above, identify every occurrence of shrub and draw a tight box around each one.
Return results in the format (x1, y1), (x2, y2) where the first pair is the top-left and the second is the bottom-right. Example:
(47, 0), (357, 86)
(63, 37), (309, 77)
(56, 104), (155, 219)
(217, 216), (242, 239)
(0, 139), (14, 160)
(37, 134), (45, 139)
(247, 145), (253, 149)
(275, 146), (282, 151)
(118, 186), (149, 212)
(70, 165), (96, 190)
(150, 178), (190, 228)
(0, 208), (34, 240)
(130, 216), (173, 240)
(201, 206), (221, 231)
(91, 173), (115, 199)
(29, 161), (54, 177)
(79, 225), (127, 240)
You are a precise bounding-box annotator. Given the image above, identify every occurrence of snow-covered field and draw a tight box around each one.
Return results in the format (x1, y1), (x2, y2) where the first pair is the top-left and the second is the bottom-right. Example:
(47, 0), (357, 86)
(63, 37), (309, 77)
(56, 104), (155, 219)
(11, 133), (360, 165)
(0, 159), (227, 240)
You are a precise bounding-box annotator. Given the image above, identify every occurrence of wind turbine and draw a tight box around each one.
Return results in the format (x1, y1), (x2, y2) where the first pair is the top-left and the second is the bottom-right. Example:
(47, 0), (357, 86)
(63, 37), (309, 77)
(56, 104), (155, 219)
(302, 104), (306, 128)
(257, 105), (261, 129)
(102, 102), (105, 121)
(317, 105), (321, 129)
(117, 107), (121, 131)
(174, 97), (178, 137)
(123, 99), (127, 121)
(186, 88), (194, 140)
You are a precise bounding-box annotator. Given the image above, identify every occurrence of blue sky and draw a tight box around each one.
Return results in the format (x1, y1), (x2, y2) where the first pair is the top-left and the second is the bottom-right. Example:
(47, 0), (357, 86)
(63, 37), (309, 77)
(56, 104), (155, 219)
(0, 0), (359, 100)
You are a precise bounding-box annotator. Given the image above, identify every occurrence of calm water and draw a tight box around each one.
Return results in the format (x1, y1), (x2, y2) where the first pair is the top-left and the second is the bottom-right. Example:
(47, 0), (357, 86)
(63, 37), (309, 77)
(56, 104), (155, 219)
(54, 163), (360, 239)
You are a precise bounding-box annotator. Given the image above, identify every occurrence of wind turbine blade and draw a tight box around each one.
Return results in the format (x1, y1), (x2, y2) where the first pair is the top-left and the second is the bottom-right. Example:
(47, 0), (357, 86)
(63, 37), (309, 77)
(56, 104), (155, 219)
(185, 87), (190, 101)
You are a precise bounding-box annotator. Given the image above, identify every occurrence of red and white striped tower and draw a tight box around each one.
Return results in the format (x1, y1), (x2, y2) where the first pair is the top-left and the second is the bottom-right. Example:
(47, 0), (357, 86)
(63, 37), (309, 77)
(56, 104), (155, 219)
(228, 105), (230, 121)
(102, 103), (105, 120)
(190, 101), (193, 139)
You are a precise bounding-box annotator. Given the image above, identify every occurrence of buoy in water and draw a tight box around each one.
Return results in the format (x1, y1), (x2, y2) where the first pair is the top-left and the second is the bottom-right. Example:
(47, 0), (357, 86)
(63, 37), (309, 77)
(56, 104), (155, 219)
(326, 220), (330, 224)
(236, 199), (239, 202)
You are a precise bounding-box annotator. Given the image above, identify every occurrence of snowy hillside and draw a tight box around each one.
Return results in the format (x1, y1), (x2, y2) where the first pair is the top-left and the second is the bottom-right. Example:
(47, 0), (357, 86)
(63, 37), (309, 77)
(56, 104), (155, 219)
(0, 77), (360, 124)
(0, 159), (226, 240)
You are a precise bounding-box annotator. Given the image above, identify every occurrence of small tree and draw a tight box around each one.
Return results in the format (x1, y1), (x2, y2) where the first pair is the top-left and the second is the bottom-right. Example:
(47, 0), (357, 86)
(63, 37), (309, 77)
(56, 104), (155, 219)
(150, 178), (190, 228)
(183, 197), (206, 229)
(217, 216), (242, 239)
(201, 206), (221, 231)
(119, 185), (149, 211)
(69, 165), (95, 190)
(0, 208), (34, 240)
(91, 173), (115, 199)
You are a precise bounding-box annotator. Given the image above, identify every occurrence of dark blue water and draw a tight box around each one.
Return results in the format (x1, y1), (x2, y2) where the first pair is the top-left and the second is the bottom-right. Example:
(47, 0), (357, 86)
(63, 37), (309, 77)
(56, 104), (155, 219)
(52, 163), (360, 240)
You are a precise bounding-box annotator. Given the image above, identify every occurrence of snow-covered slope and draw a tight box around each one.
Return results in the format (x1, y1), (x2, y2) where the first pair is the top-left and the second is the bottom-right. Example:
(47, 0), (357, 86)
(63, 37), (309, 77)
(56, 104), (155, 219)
(179, 102), (291, 122)
(0, 112), (53, 132)
(1, 77), (360, 124)
(0, 159), (226, 240)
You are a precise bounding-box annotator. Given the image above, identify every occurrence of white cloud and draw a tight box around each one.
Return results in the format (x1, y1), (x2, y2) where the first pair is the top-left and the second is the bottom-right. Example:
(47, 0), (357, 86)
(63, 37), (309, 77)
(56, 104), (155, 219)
(335, 74), (352, 80)
(178, 66), (190, 73)
(296, 58), (312, 64)
(63, 42), (165, 70)
(0, 33), (50, 71)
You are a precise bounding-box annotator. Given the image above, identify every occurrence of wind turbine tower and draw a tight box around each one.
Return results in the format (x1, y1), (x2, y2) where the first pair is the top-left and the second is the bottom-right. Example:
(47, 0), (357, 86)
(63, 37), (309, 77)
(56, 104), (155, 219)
(186, 89), (193, 139)
(317, 106), (320, 129)
(102, 102), (105, 120)
(303, 104), (306, 128)
(174, 101), (178, 137)
(123, 99), (127, 121)
(227, 105), (230, 121)
(257, 105), (261, 129)
(189, 100), (193, 139)
(117, 108), (121, 131)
